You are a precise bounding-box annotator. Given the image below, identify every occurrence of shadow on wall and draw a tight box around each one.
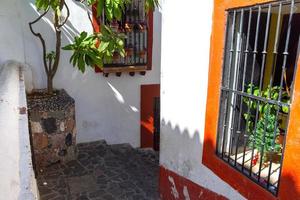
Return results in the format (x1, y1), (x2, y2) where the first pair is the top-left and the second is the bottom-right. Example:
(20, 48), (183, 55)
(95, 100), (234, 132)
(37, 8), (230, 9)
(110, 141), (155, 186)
(28, 0), (82, 50)
(160, 119), (202, 178)
(160, 118), (300, 199)
(159, 119), (235, 199)
(278, 173), (300, 199)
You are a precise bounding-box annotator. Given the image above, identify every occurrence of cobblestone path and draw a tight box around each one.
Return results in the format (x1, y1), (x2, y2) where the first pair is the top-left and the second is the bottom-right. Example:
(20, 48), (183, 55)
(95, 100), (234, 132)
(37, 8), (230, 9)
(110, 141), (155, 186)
(37, 141), (159, 200)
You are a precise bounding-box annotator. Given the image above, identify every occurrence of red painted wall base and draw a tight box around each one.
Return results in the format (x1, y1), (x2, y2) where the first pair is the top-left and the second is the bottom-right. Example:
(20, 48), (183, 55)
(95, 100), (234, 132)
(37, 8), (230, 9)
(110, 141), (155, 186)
(159, 166), (228, 200)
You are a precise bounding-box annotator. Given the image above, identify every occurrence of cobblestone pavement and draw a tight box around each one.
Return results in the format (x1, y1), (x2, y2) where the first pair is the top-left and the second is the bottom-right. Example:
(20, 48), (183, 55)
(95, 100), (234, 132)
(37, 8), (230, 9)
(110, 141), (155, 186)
(37, 141), (159, 200)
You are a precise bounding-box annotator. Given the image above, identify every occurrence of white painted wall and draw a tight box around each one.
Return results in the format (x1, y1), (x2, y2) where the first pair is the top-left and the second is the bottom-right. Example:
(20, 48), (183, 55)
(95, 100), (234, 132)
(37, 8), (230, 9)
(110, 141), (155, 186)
(159, 0), (245, 199)
(0, 61), (38, 200)
(0, 0), (25, 64)
(0, 0), (161, 147)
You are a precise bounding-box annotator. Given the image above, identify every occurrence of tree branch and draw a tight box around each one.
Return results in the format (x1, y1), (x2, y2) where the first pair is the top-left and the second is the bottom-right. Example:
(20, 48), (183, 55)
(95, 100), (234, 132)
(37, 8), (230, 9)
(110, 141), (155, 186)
(50, 9), (62, 78)
(28, 8), (50, 75)
(57, 1), (70, 29)
(87, 6), (96, 31)
(79, 0), (96, 31)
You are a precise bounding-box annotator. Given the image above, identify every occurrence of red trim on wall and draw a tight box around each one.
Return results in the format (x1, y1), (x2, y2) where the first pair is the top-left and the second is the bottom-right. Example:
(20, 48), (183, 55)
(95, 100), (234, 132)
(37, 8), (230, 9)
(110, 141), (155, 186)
(203, 0), (300, 199)
(91, 5), (154, 73)
(147, 11), (154, 70)
(140, 84), (160, 149)
(159, 166), (228, 200)
(92, 4), (102, 73)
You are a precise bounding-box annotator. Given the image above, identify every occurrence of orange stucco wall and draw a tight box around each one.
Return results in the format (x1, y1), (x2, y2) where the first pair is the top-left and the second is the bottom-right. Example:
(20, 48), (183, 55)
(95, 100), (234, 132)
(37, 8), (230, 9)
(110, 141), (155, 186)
(203, 0), (300, 199)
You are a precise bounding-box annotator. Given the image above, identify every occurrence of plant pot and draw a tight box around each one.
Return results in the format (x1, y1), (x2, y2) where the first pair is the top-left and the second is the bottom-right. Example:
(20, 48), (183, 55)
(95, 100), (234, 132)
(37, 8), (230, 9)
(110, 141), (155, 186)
(110, 21), (119, 32)
(276, 133), (285, 146)
(264, 152), (282, 164)
(112, 53), (120, 62)
(138, 50), (146, 59)
(126, 47), (134, 57)
(27, 89), (77, 174)
(125, 23), (133, 32)
(138, 22), (147, 32)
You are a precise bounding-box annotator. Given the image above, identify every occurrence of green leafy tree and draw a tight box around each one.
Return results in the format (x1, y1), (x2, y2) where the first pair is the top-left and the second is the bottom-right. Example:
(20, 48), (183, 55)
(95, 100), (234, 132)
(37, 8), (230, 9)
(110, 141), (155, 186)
(29, 0), (159, 94)
(243, 84), (290, 161)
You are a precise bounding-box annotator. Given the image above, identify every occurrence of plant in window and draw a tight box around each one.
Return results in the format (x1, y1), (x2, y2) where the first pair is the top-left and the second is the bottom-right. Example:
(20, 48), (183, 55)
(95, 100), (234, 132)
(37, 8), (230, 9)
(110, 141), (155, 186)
(29, 0), (159, 94)
(243, 84), (290, 164)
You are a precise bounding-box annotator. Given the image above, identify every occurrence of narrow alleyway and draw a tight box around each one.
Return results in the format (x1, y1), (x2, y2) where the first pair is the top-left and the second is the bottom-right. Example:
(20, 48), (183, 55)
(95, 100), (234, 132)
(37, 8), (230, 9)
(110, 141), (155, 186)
(37, 141), (159, 200)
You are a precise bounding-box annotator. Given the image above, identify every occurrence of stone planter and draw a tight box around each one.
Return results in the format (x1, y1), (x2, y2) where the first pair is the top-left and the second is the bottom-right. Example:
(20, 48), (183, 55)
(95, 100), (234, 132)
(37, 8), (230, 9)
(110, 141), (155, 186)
(27, 89), (77, 173)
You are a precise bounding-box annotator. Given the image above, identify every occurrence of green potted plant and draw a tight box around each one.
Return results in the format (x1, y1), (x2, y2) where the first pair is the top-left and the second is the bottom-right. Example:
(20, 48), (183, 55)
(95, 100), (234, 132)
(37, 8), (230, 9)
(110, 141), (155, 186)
(243, 84), (290, 165)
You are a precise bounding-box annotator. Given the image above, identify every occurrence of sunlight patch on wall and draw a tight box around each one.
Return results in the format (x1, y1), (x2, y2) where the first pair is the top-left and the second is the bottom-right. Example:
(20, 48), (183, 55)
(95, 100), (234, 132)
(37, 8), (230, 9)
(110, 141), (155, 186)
(107, 82), (125, 104)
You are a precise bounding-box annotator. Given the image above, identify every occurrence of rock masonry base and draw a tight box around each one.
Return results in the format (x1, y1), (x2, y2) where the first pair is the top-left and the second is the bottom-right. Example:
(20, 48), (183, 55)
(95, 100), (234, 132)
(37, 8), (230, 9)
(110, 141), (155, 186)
(28, 89), (77, 173)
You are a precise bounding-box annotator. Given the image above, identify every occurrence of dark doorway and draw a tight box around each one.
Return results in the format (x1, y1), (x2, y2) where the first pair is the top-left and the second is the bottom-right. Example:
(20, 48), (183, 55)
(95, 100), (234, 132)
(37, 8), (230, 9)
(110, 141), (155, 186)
(140, 84), (160, 151)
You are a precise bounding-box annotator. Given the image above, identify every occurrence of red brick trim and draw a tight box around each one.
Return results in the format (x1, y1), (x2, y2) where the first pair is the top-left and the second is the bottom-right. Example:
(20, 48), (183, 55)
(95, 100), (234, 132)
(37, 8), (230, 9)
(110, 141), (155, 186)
(159, 166), (227, 200)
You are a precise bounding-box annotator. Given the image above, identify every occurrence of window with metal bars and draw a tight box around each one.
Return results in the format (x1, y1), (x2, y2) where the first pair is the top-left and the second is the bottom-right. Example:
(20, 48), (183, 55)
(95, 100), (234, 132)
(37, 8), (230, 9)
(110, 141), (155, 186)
(95, 0), (150, 70)
(216, 0), (300, 195)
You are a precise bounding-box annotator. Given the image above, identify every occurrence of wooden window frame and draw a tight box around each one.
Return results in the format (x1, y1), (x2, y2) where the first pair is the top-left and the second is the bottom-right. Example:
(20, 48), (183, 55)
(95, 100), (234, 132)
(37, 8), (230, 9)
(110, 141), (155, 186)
(203, 0), (300, 199)
(92, 4), (154, 74)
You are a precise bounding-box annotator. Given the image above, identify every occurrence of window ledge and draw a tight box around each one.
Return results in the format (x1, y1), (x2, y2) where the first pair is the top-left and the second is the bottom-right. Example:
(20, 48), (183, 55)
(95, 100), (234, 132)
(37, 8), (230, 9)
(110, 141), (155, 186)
(103, 65), (147, 73)
(228, 149), (280, 187)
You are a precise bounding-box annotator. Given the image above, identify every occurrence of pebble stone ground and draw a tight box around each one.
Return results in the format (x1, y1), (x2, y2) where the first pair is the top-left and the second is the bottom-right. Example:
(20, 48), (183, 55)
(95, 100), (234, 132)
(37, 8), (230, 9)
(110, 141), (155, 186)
(37, 141), (159, 200)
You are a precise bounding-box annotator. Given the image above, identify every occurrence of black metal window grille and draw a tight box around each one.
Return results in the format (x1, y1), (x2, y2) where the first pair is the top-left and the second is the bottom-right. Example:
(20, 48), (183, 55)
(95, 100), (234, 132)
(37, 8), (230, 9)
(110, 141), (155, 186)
(217, 0), (300, 195)
(96, 0), (149, 68)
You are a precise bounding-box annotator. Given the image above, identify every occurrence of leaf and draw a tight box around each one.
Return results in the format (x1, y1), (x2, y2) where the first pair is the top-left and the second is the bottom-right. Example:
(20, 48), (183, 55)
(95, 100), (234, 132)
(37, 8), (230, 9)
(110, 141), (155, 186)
(62, 44), (74, 50)
(145, 0), (159, 12)
(105, 7), (113, 21)
(99, 42), (109, 52)
(78, 55), (85, 73)
(97, 0), (105, 17)
(282, 105), (289, 113)
(113, 6), (122, 20)
(253, 88), (260, 96)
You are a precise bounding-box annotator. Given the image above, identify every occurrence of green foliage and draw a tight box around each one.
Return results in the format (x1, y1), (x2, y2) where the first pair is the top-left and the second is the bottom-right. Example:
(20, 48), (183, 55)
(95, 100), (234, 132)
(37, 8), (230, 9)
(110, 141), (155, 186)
(62, 25), (126, 72)
(243, 84), (290, 161)
(86, 0), (158, 16)
(63, 0), (159, 72)
(46, 51), (56, 63)
(35, 0), (62, 16)
(145, 0), (159, 12)
(34, 0), (159, 74)
(87, 0), (130, 19)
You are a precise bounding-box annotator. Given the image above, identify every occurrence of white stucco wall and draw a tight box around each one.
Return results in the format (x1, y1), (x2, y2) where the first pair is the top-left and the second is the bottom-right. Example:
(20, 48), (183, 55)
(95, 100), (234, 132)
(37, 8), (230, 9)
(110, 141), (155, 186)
(0, 61), (38, 200)
(0, 0), (161, 147)
(159, 0), (245, 199)
(0, 0), (26, 64)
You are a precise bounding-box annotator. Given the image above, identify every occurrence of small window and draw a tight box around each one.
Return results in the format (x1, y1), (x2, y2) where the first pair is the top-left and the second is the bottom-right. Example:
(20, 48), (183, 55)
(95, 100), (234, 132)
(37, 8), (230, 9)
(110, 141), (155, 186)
(93, 0), (153, 74)
(216, 0), (300, 195)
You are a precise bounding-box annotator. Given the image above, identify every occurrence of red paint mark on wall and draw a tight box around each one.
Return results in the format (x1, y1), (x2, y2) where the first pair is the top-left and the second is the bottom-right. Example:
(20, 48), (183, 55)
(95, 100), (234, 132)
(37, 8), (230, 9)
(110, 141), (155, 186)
(141, 84), (160, 149)
(159, 166), (228, 200)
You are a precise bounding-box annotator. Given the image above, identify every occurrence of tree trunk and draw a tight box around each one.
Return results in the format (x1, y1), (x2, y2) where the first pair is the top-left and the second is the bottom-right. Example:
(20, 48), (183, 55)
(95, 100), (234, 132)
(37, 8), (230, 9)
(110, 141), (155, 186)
(47, 76), (53, 94)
